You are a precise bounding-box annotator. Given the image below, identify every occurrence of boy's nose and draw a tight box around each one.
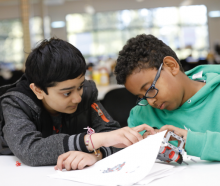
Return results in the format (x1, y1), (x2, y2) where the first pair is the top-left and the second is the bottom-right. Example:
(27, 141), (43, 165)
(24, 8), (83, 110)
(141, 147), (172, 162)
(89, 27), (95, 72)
(147, 97), (156, 106)
(71, 92), (82, 103)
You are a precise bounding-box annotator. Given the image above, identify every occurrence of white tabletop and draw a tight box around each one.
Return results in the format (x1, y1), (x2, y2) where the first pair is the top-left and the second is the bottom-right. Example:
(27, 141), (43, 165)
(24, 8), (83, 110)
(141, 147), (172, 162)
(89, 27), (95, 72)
(1, 155), (220, 186)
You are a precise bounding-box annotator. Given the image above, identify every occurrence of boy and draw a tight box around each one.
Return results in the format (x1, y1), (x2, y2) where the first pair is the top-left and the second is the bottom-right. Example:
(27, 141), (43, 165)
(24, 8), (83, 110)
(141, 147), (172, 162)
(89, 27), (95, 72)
(115, 34), (220, 161)
(0, 38), (154, 170)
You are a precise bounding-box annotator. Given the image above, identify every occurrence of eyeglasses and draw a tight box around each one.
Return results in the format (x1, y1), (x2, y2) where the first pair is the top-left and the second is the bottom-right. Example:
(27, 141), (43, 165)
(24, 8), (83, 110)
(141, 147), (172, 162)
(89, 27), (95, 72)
(136, 63), (163, 106)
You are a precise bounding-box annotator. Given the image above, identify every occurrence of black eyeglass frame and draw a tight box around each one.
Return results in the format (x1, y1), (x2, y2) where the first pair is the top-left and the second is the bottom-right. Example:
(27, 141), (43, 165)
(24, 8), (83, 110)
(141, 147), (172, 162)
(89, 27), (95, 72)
(136, 63), (163, 106)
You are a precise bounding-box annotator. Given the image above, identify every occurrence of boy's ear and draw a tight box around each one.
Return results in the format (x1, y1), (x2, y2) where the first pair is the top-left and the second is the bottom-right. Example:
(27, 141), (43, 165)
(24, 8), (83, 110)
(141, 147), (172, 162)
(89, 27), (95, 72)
(163, 56), (180, 76)
(29, 83), (44, 100)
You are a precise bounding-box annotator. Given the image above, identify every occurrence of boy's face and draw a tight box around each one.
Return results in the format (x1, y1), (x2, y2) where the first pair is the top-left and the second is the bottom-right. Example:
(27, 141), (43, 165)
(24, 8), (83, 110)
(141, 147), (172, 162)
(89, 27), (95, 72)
(125, 64), (184, 111)
(41, 75), (85, 115)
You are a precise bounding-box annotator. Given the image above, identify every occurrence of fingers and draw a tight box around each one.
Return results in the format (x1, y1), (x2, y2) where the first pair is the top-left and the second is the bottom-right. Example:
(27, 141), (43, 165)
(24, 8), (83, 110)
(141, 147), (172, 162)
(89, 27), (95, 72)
(132, 124), (155, 135)
(126, 127), (143, 141)
(77, 154), (98, 170)
(69, 155), (84, 170)
(143, 131), (152, 139)
(159, 125), (177, 132)
(114, 125), (154, 147)
(120, 127), (144, 146)
(159, 125), (178, 139)
(77, 159), (87, 170)
(67, 153), (97, 170)
(159, 125), (187, 141)
(56, 152), (71, 171)
(56, 151), (98, 171)
(117, 134), (133, 147)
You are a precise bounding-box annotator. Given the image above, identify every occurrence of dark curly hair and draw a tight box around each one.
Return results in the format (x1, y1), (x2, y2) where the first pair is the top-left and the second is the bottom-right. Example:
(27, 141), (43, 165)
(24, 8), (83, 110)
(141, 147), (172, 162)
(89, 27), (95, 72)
(115, 34), (184, 84)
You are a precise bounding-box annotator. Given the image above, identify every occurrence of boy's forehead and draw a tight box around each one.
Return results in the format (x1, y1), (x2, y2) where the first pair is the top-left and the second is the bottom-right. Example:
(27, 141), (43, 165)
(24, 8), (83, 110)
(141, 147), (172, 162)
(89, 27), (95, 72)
(52, 75), (85, 89)
(127, 68), (156, 83)
(125, 68), (155, 94)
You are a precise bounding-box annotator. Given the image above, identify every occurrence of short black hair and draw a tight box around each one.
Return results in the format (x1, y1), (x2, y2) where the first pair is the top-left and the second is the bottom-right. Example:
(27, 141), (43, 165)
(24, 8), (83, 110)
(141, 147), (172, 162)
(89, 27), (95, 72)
(115, 34), (184, 84)
(25, 37), (86, 94)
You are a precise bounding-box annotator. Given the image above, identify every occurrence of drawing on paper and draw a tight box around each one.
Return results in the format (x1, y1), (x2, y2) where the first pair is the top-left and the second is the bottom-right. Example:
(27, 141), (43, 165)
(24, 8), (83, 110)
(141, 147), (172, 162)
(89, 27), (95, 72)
(101, 162), (125, 173)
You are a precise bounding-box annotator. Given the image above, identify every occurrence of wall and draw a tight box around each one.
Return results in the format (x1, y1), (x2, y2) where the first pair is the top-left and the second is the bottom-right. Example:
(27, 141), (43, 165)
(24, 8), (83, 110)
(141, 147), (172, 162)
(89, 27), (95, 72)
(0, 0), (220, 51)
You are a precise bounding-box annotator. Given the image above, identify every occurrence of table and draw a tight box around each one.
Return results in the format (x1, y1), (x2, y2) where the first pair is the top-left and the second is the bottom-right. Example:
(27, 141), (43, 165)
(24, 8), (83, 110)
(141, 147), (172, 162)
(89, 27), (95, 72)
(1, 155), (88, 186)
(151, 157), (220, 186)
(1, 155), (220, 186)
(97, 84), (124, 100)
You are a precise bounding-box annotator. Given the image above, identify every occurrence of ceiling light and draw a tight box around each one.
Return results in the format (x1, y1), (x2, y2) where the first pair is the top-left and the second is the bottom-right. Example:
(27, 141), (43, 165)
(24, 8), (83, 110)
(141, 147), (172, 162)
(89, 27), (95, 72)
(44, 0), (65, 5)
(51, 21), (65, 28)
(209, 11), (220, 18)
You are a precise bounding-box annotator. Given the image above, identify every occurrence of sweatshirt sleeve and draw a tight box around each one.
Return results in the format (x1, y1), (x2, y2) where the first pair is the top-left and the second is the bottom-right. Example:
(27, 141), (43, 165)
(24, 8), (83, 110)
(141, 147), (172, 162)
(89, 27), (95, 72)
(2, 97), (67, 166)
(64, 100), (122, 158)
(185, 130), (220, 161)
(128, 108), (146, 136)
(90, 101), (122, 158)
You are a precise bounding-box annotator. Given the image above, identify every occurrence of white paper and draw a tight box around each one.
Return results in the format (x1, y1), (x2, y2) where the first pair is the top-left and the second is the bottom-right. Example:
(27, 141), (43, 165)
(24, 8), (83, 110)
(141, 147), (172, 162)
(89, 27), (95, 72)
(49, 131), (167, 186)
(135, 164), (186, 185)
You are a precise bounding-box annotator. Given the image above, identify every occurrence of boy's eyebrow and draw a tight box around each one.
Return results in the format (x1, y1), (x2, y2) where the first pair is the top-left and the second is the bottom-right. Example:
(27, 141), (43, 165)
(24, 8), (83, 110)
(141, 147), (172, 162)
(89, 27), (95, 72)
(59, 80), (85, 91)
(140, 82), (149, 91)
(59, 86), (76, 91)
(135, 82), (149, 97)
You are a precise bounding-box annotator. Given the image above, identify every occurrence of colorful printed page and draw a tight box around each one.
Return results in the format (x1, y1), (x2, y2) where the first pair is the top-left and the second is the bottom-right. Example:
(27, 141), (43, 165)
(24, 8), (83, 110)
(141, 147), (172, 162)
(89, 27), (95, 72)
(49, 131), (167, 186)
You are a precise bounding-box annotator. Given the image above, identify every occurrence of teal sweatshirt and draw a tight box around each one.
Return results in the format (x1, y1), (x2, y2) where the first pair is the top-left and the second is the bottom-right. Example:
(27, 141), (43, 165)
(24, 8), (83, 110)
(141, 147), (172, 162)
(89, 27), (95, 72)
(128, 65), (220, 161)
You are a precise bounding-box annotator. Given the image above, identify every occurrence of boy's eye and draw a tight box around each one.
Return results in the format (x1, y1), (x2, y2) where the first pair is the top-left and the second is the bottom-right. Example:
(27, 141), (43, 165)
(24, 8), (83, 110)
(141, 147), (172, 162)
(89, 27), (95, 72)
(77, 85), (84, 90)
(63, 92), (71, 97)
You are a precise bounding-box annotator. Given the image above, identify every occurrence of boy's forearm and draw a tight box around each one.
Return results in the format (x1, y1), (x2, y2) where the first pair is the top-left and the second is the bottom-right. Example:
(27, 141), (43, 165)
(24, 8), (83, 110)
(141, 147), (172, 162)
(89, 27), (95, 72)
(84, 133), (105, 151)
(185, 130), (220, 161)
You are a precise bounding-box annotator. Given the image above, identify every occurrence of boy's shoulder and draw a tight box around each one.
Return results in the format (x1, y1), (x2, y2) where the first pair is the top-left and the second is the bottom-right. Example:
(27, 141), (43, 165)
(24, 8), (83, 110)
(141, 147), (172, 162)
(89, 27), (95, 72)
(1, 91), (40, 114)
(129, 104), (149, 117)
(0, 74), (41, 112)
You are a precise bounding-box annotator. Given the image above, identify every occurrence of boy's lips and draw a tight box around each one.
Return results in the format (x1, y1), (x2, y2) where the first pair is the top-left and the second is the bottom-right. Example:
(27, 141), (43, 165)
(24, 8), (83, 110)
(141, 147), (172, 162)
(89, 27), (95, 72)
(68, 105), (77, 109)
(159, 103), (165, 110)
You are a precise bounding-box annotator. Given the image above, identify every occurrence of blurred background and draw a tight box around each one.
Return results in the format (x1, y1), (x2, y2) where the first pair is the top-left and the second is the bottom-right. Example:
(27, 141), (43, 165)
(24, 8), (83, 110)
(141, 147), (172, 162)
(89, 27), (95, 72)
(0, 0), (220, 87)
(1, 0), (220, 126)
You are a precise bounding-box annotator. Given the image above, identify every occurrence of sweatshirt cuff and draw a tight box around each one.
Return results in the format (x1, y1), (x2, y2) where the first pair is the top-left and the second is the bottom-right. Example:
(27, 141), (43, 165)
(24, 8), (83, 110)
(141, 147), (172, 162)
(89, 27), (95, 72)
(64, 132), (89, 152)
(63, 135), (70, 152)
(185, 131), (206, 157)
(100, 147), (113, 158)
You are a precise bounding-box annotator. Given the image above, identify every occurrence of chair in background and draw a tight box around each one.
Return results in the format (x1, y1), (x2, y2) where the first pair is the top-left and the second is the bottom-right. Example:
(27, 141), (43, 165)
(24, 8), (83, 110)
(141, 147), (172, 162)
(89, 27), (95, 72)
(180, 58), (208, 71)
(100, 88), (137, 128)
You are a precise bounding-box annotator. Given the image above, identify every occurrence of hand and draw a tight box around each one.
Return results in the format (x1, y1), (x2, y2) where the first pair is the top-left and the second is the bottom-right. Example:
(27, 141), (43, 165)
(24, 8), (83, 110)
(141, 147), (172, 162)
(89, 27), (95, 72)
(143, 129), (159, 139)
(100, 124), (155, 148)
(159, 125), (188, 142)
(55, 151), (101, 171)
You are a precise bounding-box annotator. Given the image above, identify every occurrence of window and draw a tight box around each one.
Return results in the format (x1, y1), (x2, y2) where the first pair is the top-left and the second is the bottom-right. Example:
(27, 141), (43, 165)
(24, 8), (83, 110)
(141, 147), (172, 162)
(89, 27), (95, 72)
(0, 19), (23, 69)
(30, 16), (50, 48)
(66, 5), (208, 60)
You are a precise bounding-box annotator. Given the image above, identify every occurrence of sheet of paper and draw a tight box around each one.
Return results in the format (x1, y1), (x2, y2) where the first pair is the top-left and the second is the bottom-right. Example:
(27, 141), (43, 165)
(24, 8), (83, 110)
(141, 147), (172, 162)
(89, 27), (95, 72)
(135, 164), (186, 185)
(49, 131), (167, 186)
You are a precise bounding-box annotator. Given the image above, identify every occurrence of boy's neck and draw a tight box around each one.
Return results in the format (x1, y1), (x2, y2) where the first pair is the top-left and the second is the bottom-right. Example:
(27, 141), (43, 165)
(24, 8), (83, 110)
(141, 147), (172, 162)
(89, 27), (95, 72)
(180, 74), (206, 106)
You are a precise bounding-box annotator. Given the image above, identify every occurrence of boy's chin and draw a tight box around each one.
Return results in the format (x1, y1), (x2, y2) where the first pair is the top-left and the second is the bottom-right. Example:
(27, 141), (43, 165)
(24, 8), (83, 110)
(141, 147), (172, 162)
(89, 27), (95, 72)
(60, 107), (78, 114)
(63, 110), (77, 114)
(165, 104), (179, 111)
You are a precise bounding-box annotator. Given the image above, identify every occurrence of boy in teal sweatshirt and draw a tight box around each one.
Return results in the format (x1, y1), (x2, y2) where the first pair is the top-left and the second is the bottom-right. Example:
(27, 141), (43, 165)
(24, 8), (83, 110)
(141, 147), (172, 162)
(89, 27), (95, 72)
(114, 34), (220, 161)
